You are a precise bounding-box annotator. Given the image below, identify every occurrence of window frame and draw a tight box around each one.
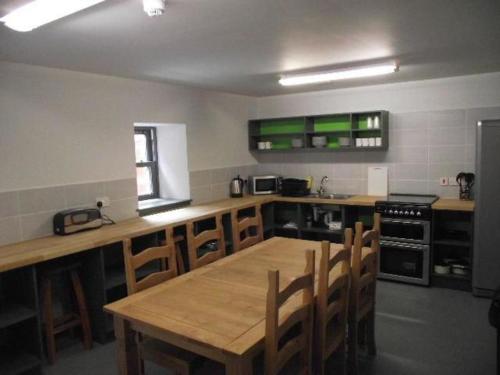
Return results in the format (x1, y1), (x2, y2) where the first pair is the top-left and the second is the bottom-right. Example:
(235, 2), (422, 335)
(134, 126), (160, 201)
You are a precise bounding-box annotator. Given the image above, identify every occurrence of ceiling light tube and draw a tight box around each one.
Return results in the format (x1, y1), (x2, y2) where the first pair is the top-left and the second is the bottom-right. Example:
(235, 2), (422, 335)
(0, 0), (105, 32)
(279, 63), (399, 86)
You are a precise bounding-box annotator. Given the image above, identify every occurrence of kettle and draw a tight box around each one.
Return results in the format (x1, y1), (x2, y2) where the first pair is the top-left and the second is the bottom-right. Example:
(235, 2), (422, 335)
(456, 172), (475, 200)
(230, 175), (245, 198)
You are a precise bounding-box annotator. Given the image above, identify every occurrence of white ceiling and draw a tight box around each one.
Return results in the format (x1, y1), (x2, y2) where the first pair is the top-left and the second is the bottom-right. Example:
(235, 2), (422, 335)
(1, 0), (500, 96)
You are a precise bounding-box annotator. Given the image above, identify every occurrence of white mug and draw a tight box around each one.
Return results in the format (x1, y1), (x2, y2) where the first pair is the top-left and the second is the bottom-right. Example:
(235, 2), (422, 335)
(374, 116), (380, 129)
(356, 138), (362, 147)
(265, 141), (272, 149)
(369, 138), (376, 147)
(257, 141), (266, 150)
(375, 137), (382, 146)
(362, 138), (369, 147)
(367, 117), (373, 129)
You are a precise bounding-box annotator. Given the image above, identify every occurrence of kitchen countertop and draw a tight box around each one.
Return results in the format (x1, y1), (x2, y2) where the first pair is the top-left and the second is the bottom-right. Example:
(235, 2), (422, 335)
(0, 194), (473, 273)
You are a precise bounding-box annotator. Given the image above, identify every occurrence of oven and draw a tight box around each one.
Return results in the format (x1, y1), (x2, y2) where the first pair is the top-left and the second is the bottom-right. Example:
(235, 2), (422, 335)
(380, 218), (431, 244)
(248, 175), (281, 195)
(378, 240), (430, 285)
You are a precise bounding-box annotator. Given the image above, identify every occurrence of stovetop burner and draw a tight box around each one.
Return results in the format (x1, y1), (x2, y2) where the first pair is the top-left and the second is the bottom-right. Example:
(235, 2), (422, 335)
(383, 193), (439, 205)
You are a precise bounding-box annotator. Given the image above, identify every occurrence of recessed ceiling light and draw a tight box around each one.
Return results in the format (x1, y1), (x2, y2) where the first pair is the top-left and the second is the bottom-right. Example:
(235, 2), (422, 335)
(143, 0), (166, 17)
(0, 0), (105, 32)
(279, 63), (399, 86)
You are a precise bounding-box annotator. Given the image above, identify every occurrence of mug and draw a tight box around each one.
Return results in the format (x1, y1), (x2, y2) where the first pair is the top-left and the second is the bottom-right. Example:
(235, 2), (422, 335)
(265, 141), (272, 149)
(356, 138), (362, 147)
(362, 138), (369, 147)
(257, 141), (266, 150)
(369, 138), (376, 147)
(375, 137), (382, 146)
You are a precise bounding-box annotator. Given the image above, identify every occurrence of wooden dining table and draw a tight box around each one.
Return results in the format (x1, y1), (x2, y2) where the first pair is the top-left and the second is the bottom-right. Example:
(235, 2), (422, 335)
(104, 236), (345, 375)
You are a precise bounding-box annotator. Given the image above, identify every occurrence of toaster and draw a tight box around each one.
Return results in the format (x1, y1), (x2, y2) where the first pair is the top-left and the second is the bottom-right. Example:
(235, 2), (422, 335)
(53, 208), (103, 235)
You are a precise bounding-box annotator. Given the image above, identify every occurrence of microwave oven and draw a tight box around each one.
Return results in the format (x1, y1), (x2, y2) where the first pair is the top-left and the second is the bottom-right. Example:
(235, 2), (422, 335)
(248, 175), (281, 195)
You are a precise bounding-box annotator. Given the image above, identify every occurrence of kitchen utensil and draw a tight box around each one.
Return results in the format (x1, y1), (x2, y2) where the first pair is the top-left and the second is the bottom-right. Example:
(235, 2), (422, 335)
(229, 175), (245, 198)
(456, 172), (475, 200)
(339, 137), (351, 147)
(291, 138), (303, 148)
(312, 136), (327, 148)
(434, 264), (451, 274)
(367, 166), (388, 196)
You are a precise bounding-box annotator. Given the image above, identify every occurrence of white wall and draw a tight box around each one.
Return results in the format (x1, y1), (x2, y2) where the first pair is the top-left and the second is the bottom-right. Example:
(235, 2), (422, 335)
(154, 123), (190, 200)
(0, 61), (257, 192)
(255, 72), (500, 118)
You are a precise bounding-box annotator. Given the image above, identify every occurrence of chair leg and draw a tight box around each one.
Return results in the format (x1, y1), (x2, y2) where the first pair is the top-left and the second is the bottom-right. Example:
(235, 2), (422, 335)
(42, 277), (56, 365)
(366, 308), (377, 356)
(175, 243), (185, 275)
(347, 318), (358, 375)
(70, 270), (92, 350)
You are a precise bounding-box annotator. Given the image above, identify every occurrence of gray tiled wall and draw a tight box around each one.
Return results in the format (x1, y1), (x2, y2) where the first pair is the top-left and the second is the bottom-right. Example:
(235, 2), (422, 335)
(255, 109), (484, 198)
(189, 164), (258, 204)
(0, 178), (138, 246)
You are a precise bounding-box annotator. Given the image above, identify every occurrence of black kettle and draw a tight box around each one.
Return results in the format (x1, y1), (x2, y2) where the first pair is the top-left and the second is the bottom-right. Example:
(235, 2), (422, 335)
(230, 175), (244, 198)
(456, 172), (474, 200)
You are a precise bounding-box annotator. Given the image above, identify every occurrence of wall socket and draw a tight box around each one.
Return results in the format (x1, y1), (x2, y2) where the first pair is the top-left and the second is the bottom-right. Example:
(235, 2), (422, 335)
(96, 196), (111, 207)
(439, 177), (449, 186)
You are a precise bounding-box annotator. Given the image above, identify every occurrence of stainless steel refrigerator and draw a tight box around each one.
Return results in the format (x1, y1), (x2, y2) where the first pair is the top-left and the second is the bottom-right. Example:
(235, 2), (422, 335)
(474, 119), (500, 297)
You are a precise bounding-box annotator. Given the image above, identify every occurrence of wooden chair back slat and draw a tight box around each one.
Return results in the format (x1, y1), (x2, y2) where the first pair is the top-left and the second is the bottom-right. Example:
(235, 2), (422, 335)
(265, 249), (315, 375)
(123, 227), (178, 295)
(231, 204), (264, 252)
(186, 214), (226, 270)
(315, 229), (353, 375)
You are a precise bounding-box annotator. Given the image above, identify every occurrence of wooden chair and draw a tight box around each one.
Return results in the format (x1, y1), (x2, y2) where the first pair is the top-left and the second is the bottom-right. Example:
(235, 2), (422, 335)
(40, 262), (92, 364)
(347, 213), (381, 375)
(123, 227), (201, 375)
(231, 203), (264, 252)
(186, 214), (226, 270)
(265, 249), (315, 375)
(315, 230), (353, 375)
(160, 232), (187, 274)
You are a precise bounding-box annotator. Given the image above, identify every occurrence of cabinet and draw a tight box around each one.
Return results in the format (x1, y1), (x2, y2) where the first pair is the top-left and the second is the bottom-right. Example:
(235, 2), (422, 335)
(248, 111), (389, 152)
(431, 210), (474, 291)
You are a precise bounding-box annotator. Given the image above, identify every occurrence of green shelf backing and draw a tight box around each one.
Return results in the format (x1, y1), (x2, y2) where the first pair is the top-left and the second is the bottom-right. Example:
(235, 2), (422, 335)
(314, 116), (351, 132)
(260, 119), (305, 135)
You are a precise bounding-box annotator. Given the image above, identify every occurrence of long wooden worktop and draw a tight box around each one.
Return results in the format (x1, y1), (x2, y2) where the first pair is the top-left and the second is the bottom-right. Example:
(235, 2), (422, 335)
(0, 194), (473, 273)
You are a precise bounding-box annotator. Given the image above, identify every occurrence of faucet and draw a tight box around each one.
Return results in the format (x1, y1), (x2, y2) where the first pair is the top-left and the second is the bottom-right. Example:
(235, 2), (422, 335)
(317, 176), (329, 196)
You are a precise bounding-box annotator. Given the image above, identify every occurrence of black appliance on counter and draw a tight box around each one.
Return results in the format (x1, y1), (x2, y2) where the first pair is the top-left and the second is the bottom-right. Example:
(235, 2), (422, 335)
(375, 194), (439, 286)
(53, 208), (103, 235)
(456, 172), (475, 200)
(280, 178), (310, 197)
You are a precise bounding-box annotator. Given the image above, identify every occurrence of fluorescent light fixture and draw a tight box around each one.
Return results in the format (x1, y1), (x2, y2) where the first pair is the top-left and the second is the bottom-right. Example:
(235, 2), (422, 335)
(279, 63), (399, 86)
(0, 0), (105, 32)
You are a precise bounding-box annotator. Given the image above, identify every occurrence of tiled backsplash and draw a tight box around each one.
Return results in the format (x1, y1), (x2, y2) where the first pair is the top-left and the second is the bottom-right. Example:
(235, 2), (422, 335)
(255, 109), (478, 199)
(0, 178), (138, 246)
(189, 164), (258, 205)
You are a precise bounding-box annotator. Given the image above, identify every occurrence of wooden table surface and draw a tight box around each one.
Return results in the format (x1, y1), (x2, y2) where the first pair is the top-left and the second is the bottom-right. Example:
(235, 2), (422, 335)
(104, 237), (342, 374)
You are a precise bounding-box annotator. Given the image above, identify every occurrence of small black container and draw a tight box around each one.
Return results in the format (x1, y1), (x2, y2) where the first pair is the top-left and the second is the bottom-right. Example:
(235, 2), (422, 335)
(281, 178), (310, 197)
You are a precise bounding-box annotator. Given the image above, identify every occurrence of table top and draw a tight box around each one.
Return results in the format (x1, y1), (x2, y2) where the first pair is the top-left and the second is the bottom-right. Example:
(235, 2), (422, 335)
(104, 237), (343, 357)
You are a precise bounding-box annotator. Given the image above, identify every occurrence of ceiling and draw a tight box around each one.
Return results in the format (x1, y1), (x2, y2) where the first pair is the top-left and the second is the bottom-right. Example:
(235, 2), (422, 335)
(1, 0), (500, 96)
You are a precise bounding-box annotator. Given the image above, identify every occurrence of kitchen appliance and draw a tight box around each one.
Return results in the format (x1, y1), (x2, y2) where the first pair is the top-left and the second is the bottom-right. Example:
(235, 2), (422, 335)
(456, 172), (475, 200)
(53, 208), (103, 235)
(230, 175), (245, 198)
(375, 194), (439, 285)
(474, 119), (500, 296)
(281, 178), (310, 197)
(248, 175), (281, 195)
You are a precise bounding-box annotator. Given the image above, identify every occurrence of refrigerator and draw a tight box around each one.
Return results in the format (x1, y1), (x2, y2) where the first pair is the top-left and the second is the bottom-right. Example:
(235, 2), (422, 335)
(473, 119), (500, 297)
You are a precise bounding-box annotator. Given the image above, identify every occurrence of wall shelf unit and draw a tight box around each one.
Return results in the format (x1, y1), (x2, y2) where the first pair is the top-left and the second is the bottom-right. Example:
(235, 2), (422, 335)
(248, 110), (389, 152)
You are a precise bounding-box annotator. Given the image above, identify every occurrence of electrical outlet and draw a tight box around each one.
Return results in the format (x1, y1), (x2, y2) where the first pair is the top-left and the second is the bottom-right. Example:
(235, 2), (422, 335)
(96, 196), (110, 208)
(439, 177), (449, 186)
(448, 177), (459, 186)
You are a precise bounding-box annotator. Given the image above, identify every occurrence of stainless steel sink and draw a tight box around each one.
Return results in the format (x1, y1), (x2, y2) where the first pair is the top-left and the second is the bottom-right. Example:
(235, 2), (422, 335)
(308, 193), (353, 200)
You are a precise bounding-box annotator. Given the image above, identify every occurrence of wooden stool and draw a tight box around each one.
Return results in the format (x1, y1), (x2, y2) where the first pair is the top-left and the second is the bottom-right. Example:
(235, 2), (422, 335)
(40, 262), (92, 364)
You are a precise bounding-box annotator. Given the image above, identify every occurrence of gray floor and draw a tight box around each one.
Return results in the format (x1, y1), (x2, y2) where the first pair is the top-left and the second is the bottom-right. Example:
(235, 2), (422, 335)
(44, 281), (496, 375)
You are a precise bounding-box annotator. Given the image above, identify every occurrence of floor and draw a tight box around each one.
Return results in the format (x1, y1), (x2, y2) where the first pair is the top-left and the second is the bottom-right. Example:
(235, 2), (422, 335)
(44, 281), (496, 375)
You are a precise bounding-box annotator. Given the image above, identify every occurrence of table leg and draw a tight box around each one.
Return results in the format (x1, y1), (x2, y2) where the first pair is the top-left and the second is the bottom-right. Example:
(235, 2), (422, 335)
(226, 354), (253, 375)
(114, 316), (140, 375)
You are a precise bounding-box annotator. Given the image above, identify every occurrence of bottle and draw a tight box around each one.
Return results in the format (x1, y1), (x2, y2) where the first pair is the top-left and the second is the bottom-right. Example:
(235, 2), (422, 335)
(367, 117), (373, 129)
(374, 116), (380, 129)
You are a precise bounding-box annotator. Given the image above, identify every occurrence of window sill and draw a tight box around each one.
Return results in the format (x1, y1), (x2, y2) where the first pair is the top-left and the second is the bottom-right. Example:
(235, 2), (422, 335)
(138, 198), (191, 217)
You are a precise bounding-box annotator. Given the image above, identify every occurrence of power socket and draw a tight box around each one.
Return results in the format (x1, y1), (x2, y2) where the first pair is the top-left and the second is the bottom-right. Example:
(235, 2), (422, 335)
(439, 177), (449, 186)
(96, 196), (110, 208)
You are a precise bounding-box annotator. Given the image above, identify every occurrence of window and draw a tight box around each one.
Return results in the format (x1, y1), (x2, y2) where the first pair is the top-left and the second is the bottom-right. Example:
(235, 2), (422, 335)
(134, 127), (159, 200)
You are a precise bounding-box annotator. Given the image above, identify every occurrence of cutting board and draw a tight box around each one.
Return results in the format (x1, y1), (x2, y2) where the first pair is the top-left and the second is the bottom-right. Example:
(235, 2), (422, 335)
(368, 167), (388, 196)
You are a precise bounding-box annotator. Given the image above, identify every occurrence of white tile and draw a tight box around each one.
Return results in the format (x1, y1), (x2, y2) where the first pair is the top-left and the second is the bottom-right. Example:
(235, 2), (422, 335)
(211, 183), (229, 201)
(427, 109), (466, 128)
(464, 145), (475, 165)
(19, 186), (66, 215)
(0, 191), (19, 218)
(393, 163), (428, 180)
(428, 164), (464, 181)
(20, 211), (57, 240)
(211, 167), (232, 184)
(428, 183), (460, 198)
(330, 179), (366, 195)
(389, 180), (428, 195)
(428, 146), (464, 164)
(390, 128), (428, 147)
(102, 198), (138, 222)
(428, 127), (466, 146)
(332, 163), (364, 179)
(387, 146), (428, 163)
(0, 217), (22, 246)
(65, 182), (105, 208)
(189, 170), (211, 188)
(390, 112), (428, 131)
(104, 178), (137, 200)
(190, 186), (212, 205)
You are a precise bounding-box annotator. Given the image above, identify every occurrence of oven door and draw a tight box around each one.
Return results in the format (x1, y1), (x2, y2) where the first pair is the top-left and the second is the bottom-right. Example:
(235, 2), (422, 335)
(380, 218), (430, 244)
(378, 240), (430, 285)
